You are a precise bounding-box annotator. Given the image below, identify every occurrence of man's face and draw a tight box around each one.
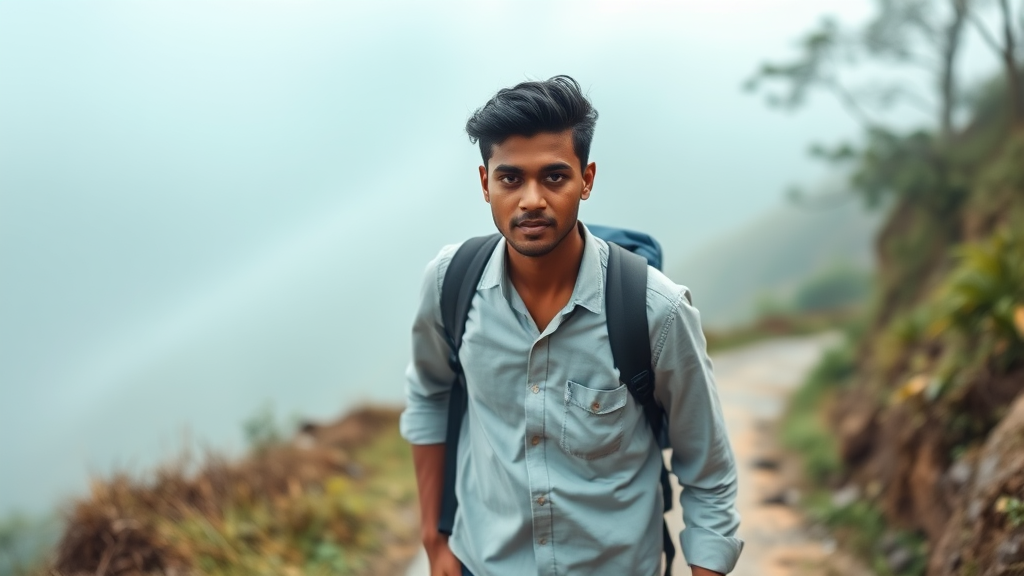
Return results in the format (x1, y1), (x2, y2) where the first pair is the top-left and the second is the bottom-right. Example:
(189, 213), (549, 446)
(479, 130), (596, 258)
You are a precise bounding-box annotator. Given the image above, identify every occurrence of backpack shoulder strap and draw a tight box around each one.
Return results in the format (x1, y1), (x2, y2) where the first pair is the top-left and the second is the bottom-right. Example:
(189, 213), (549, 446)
(605, 242), (662, 440)
(606, 242), (677, 575)
(441, 234), (502, 351)
(436, 233), (501, 536)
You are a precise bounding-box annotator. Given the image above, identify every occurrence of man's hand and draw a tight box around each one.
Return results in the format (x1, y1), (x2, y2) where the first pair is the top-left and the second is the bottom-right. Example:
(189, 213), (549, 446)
(423, 533), (462, 576)
(691, 565), (725, 576)
(411, 444), (462, 575)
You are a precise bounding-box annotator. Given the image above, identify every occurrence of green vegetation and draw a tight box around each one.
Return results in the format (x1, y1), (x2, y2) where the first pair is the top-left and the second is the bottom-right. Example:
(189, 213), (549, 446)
(997, 495), (1024, 529)
(704, 264), (872, 353)
(0, 515), (33, 576)
(703, 309), (858, 353)
(885, 221), (1024, 421)
(784, 338), (930, 575)
(751, 0), (1024, 571)
(158, 428), (414, 576)
(781, 332), (934, 576)
(780, 342), (853, 484)
(242, 403), (286, 453)
(811, 495), (928, 576)
(0, 514), (59, 576)
(791, 265), (872, 314)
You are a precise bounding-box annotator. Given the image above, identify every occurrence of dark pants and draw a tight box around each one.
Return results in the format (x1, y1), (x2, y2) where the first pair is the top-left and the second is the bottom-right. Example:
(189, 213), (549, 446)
(462, 565), (474, 576)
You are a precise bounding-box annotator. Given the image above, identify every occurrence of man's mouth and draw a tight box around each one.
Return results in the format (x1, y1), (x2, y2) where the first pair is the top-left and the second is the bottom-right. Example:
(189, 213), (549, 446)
(516, 219), (552, 235)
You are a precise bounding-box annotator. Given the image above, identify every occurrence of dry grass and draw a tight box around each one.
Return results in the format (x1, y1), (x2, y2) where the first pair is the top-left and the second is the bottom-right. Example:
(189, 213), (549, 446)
(39, 406), (418, 576)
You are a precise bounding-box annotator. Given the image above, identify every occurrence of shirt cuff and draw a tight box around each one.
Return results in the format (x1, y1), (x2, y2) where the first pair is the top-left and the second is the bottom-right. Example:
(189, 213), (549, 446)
(399, 399), (449, 445)
(681, 525), (744, 574)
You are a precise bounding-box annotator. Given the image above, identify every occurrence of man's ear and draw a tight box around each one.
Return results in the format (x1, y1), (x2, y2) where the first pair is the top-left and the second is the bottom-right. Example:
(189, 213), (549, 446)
(479, 165), (490, 203)
(581, 162), (596, 201)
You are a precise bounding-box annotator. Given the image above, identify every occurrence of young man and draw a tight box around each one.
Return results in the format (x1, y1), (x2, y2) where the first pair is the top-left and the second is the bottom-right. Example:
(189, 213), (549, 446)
(400, 76), (742, 576)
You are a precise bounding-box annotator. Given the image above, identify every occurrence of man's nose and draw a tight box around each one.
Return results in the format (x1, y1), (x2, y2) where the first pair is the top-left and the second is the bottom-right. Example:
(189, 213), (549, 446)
(518, 181), (546, 211)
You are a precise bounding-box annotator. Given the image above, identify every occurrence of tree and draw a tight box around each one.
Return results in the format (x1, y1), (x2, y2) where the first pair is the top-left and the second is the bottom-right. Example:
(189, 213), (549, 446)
(967, 0), (1024, 124)
(746, 0), (970, 140)
(861, 0), (969, 139)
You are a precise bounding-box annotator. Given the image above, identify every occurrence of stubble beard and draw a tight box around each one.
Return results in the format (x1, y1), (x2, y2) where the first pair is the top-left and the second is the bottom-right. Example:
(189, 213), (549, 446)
(499, 209), (579, 258)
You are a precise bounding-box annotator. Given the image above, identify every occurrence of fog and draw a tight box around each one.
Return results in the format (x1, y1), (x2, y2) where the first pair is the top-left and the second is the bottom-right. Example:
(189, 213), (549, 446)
(0, 0), (882, 516)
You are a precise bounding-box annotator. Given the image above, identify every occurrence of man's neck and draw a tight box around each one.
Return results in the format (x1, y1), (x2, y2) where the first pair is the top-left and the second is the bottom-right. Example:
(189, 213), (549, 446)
(505, 224), (585, 332)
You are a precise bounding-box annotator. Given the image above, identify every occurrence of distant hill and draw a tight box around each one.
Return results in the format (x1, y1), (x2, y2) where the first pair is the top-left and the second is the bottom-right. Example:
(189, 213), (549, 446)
(667, 197), (882, 329)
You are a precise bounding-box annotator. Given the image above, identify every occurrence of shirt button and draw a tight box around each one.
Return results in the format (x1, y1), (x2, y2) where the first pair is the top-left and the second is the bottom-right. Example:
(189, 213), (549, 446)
(537, 496), (546, 505)
(531, 435), (541, 446)
(591, 401), (601, 411)
(531, 385), (540, 394)
(539, 538), (547, 545)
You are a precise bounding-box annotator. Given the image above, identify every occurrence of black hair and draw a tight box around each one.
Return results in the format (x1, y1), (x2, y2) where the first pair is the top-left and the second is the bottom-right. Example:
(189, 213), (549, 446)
(465, 75), (598, 170)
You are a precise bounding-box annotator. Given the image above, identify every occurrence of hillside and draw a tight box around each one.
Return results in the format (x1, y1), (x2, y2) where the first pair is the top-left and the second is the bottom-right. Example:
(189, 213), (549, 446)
(669, 197), (880, 328)
(779, 85), (1024, 573)
(6, 407), (421, 576)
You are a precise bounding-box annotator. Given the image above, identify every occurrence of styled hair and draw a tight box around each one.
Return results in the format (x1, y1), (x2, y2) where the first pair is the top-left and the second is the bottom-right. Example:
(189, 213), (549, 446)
(465, 75), (598, 169)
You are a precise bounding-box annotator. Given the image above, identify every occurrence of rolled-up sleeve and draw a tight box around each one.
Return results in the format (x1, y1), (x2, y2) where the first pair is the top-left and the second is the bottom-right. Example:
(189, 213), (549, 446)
(651, 285), (743, 574)
(399, 245), (459, 445)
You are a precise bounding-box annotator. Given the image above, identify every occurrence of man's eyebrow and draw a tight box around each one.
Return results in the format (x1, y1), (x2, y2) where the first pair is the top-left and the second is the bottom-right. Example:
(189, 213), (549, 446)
(541, 162), (573, 172)
(493, 164), (524, 174)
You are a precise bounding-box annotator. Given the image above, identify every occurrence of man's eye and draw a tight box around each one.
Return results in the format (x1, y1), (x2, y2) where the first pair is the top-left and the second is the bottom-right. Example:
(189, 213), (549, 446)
(499, 175), (519, 185)
(547, 174), (567, 183)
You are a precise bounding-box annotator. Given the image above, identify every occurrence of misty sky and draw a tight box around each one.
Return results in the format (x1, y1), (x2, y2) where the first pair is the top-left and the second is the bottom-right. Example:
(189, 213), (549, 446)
(0, 0), (1000, 516)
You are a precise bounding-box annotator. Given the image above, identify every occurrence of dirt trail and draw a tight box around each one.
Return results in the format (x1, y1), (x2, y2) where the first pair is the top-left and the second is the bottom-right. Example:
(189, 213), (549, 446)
(667, 332), (851, 575)
(407, 334), (852, 576)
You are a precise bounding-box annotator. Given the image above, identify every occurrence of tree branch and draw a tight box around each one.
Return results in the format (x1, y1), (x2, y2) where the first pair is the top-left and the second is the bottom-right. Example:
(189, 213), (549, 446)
(1000, 0), (1017, 60)
(967, 8), (1005, 56)
(825, 77), (882, 130)
(872, 84), (937, 116)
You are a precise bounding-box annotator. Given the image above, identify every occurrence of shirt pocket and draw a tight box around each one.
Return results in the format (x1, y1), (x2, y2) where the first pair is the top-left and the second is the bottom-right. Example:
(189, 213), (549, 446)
(560, 380), (629, 460)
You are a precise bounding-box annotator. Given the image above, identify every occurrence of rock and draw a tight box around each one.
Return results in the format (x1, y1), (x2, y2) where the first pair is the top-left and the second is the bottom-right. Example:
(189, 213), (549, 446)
(995, 534), (1024, 566)
(886, 545), (915, 574)
(975, 453), (1000, 490)
(750, 456), (781, 471)
(831, 484), (861, 509)
(946, 458), (973, 488)
(929, 393), (1024, 575)
(878, 531), (900, 555)
(760, 491), (788, 506)
(967, 499), (984, 522)
(760, 487), (801, 507)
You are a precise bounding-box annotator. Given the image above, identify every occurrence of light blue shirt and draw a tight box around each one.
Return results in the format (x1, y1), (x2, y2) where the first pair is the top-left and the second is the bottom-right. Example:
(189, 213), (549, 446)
(400, 224), (743, 575)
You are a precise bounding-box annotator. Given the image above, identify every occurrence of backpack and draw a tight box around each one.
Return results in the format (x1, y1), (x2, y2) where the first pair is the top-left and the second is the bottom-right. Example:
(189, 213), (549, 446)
(437, 224), (676, 575)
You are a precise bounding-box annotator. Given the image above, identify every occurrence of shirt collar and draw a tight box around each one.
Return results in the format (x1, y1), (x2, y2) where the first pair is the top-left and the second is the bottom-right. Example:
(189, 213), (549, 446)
(478, 222), (606, 316)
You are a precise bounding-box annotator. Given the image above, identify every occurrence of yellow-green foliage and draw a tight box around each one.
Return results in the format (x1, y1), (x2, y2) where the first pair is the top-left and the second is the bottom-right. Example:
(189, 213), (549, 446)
(896, 224), (1024, 403)
(938, 226), (1024, 341)
(996, 496), (1024, 529)
(157, 429), (416, 576)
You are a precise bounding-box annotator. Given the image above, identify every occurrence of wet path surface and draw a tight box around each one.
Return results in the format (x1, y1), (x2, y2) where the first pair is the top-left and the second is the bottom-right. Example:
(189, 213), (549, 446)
(407, 333), (850, 576)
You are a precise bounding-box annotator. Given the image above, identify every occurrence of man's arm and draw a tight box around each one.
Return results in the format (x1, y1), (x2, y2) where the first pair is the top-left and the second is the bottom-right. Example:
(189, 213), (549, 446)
(412, 444), (462, 575)
(650, 283), (744, 575)
(399, 245), (464, 575)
